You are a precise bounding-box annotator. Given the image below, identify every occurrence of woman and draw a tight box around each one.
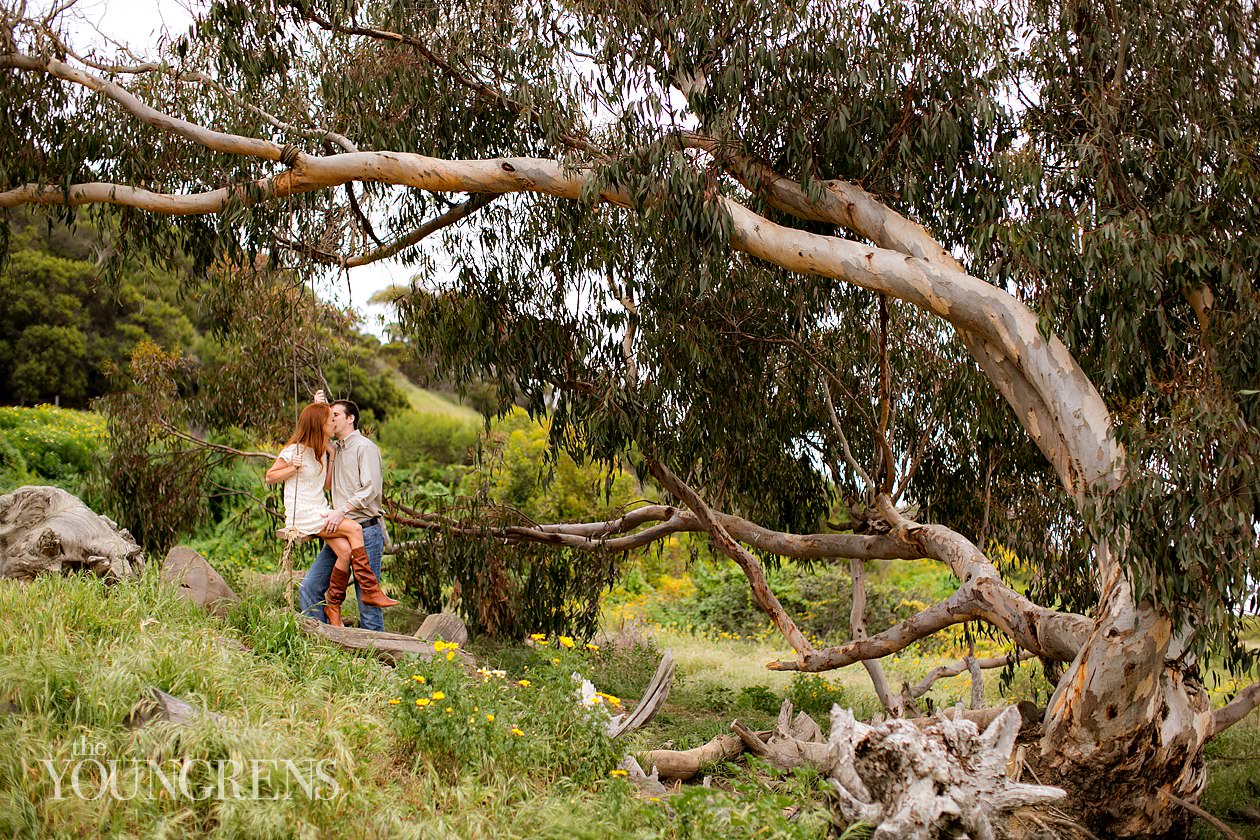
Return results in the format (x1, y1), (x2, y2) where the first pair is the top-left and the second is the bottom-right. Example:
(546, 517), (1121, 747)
(265, 402), (397, 626)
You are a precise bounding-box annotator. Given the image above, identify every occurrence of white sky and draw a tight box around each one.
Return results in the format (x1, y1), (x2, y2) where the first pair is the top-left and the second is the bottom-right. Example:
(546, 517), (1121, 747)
(39, 0), (408, 338)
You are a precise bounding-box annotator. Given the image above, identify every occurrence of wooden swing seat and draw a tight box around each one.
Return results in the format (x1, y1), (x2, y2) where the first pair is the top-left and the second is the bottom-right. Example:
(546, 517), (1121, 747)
(276, 528), (314, 544)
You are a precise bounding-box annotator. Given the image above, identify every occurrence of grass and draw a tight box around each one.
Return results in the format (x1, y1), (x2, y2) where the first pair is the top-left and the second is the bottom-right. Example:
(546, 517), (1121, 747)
(387, 370), (482, 423)
(0, 573), (833, 839)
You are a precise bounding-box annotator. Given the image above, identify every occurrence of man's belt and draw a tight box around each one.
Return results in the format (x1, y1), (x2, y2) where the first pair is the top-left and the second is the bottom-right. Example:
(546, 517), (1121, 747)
(358, 516), (381, 528)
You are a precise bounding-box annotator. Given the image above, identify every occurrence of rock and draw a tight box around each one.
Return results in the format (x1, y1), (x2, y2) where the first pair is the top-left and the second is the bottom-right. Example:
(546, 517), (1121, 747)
(125, 687), (223, 729)
(161, 546), (239, 617)
(415, 612), (469, 647)
(0, 485), (143, 581)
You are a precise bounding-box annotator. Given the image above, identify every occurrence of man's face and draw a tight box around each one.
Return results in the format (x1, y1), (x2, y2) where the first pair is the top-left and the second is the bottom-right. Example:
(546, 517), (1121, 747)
(330, 405), (353, 438)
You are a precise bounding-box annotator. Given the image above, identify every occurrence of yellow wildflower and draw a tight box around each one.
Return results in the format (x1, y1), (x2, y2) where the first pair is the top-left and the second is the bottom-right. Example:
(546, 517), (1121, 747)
(432, 691), (446, 701)
(446, 651), (456, 661)
(446, 707), (454, 715)
(387, 698), (401, 705)
(558, 636), (575, 649)
(518, 680), (531, 688)
(412, 675), (426, 683)
(511, 727), (524, 736)
(586, 643), (600, 651)
(415, 698), (431, 708)
(529, 633), (547, 641)
(551, 657), (561, 665)
(609, 769), (628, 777)
(486, 714), (495, 723)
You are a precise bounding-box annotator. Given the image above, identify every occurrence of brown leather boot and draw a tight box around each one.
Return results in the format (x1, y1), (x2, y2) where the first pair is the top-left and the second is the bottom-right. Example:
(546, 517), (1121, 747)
(349, 546), (398, 608)
(324, 563), (351, 627)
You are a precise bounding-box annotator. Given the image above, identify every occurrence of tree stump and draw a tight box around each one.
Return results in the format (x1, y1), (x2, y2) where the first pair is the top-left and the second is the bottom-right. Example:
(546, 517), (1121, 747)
(0, 485), (143, 581)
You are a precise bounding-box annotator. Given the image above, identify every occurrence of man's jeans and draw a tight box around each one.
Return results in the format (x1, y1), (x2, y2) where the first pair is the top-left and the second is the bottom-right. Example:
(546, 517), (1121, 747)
(298, 521), (386, 632)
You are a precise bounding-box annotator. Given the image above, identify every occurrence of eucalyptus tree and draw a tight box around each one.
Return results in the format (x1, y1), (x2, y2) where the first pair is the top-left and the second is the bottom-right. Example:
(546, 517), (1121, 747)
(2, 0), (1258, 833)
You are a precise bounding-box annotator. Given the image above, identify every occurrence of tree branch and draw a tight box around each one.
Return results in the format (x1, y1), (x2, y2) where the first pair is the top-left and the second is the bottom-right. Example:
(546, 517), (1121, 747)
(1210, 680), (1260, 739)
(275, 192), (499, 267)
(295, 7), (605, 158)
(904, 650), (1035, 702)
(0, 53), (286, 162)
(850, 556), (899, 714)
(647, 458), (815, 661)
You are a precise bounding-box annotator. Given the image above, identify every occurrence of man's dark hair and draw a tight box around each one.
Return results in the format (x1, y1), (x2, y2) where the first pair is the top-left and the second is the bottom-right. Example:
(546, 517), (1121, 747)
(333, 399), (360, 428)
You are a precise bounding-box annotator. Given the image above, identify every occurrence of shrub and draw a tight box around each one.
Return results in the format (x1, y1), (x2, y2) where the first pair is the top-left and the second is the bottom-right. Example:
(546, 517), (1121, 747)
(738, 684), (783, 716)
(786, 673), (848, 721)
(390, 637), (623, 783)
(394, 498), (620, 641)
(379, 410), (479, 471)
(0, 404), (106, 490)
(655, 558), (955, 646)
(0, 427), (29, 490)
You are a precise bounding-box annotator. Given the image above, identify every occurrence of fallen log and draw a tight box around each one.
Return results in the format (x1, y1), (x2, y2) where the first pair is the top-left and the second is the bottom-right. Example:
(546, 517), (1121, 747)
(297, 616), (475, 666)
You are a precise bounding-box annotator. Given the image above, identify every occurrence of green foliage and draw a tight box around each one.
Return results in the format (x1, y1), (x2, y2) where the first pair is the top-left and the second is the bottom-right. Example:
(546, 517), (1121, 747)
(460, 409), (642, 522)
(390, 410), (645, 640)
(394, 499), (620, 641)
(737, 684), (782, 716)
(785, 674), (849, 722)
(655, 559), (949, 646)
(0, 427), (28, 488)
(378, 409), (479, 478)
(0, 405), (106, 493)
(0, 214), (196, 408)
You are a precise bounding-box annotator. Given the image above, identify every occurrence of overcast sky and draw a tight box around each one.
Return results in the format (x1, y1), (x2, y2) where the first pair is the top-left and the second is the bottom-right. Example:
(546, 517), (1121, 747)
(38, 0), (407, 338)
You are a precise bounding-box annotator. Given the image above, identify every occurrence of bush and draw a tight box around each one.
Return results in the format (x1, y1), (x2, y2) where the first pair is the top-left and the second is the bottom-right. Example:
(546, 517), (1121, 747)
(390, 637), (623, 783)
(738, 684), (783, 716)
(379, 410), (479, 472)
(0, 404), (106, 491)
(785, 673), (849, 721)
(0, 427), (29, 489)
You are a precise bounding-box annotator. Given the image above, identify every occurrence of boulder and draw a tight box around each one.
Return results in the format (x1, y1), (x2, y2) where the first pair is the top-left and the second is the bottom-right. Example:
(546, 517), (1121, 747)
(162, 546), (240, 617)
(0, 485), (143, 581)
(415, 612), (469, 647)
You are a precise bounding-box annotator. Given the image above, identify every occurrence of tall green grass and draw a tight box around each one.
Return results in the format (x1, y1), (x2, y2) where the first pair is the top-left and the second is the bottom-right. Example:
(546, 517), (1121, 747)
(0, 572), (834, 839)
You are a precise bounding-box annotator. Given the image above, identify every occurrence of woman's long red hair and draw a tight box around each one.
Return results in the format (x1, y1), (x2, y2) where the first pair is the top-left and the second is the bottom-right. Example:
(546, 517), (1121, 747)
(287, 403), (330, 470)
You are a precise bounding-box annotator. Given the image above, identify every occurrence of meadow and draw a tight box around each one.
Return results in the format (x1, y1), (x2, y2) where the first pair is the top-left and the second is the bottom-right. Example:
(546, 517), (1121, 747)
(0, 404), (1255, 838)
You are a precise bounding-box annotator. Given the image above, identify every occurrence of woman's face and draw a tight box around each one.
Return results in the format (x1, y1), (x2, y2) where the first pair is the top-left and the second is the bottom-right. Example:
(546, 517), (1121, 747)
(324, 414), (335, 437)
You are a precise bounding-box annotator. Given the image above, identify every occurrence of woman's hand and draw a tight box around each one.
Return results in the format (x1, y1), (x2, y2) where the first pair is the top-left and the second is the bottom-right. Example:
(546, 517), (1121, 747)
(264, 453), (298, 485)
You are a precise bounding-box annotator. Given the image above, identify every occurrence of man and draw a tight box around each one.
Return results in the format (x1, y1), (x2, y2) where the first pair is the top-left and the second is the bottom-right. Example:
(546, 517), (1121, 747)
(298, 393), (390, 631)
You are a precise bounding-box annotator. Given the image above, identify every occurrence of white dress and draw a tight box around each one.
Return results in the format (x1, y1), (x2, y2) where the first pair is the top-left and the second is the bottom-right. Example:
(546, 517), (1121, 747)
(279, 444), (333, 535)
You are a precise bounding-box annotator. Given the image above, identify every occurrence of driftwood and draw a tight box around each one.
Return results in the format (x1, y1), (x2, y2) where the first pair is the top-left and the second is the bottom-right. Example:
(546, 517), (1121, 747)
(617, 755), (670, 798)
(828, 705), (1064, 840)
(609, 648), (674, 737)
(909, 700), (1044, 733)
(297, 616), (475, 666)
(641, 733), (746, 780)
(642, 701), (1064, 838)
(0, 485), (143, 581)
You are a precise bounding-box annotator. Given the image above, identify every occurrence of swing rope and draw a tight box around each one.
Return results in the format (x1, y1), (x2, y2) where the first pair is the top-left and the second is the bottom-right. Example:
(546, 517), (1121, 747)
(278, 265), (314, 608)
